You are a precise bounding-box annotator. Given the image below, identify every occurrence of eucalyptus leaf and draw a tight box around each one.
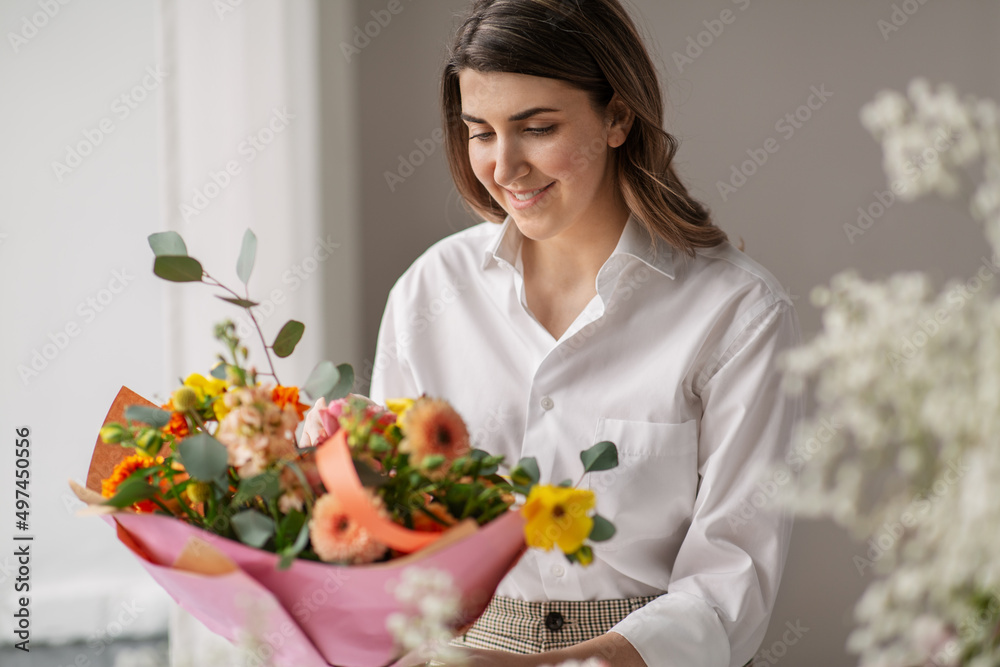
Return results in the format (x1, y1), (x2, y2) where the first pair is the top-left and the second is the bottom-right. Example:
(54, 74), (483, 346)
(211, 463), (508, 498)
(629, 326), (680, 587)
(580, 441), (618, 473)
(510, 457), (540, 487)
(103, 477), (157, 509)
(148, 231), (187, 257)
(328, 363), (354, 400)
(217, 295), (259, 309)
(589, 513), (616, 542)
(233, 471), (281, 504)
(153, 256), (203, 282)
(236, 229), (257, 285)
(272, 320), (305, 358)
(231, 510), (275, 548)
(125, 405), (171, 428)
(178, 433), (230, 481)
(210, 363), (228, 380)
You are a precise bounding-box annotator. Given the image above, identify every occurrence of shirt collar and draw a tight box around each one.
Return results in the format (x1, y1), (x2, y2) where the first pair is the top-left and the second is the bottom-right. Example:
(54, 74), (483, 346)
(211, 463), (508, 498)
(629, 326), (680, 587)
(481, 212), (675, 279)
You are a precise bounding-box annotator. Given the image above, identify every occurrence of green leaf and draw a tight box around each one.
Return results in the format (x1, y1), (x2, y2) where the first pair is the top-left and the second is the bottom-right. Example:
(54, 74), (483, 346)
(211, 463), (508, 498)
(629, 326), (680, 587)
(272, 320), (305, 358)
(217, 295), (259, 309)
(153, 256), (203, 282)
(278, 516), (310, 570)
(236, 229), (257, 285)
(233, 471), (281, 504)
(103, 477), (158, 508)
(328, 363), (354, 400)
(354, 458), (388, 487)
(510, 457), (540, 487)
(557, 478), (573, 488)
(178, 433), (230, 481)
(580, 441), (618, 473)
(302, 362), (355, 401)
(148, 231), (188, 257)
(231, 510), (275, 548)
(470, 449), (499, 476)
(589, 513), (616, 542)
(210, 362), (227, 380)
(125, 405), (171, 428)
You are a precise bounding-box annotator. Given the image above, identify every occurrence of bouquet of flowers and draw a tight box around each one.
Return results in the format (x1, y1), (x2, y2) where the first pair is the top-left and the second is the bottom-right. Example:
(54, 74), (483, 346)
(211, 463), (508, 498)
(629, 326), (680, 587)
(71, 229), (619, 667)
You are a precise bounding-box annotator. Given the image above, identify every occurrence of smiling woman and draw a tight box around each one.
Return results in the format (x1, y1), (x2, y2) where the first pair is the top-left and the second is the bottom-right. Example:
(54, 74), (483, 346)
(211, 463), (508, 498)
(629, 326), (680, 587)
(365, 1), (804, 666)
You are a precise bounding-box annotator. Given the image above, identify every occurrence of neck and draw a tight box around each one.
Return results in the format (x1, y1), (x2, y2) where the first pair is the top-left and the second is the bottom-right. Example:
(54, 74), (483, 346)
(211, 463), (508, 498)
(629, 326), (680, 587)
(521, 204), (630, 291)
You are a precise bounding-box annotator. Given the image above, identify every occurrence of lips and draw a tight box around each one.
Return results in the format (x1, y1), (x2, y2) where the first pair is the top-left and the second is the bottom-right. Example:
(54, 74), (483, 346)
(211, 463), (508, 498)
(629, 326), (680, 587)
(506, 182), (554, 204)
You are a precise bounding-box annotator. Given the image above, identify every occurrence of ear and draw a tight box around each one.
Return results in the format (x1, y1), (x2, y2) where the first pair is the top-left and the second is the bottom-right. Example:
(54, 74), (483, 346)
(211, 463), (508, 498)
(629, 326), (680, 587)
(605, 93), (635, 148)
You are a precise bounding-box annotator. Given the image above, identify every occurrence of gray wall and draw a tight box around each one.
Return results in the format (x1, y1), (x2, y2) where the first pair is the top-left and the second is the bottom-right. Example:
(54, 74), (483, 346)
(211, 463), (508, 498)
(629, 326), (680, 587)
(351, 1), (1000, 665)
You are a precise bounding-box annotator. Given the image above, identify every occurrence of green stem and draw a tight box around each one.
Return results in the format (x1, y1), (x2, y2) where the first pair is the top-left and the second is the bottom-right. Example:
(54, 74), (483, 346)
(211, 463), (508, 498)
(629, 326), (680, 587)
(204, 272), (282, 385)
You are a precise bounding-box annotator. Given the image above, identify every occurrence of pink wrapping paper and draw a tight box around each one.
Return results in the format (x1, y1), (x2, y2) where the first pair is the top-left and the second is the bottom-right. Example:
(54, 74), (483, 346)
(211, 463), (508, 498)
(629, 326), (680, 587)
(104, 511), (526, 667)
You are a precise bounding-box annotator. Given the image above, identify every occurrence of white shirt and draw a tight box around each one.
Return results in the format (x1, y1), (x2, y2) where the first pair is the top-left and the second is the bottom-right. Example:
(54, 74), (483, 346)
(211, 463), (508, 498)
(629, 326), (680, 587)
(368, 213), (803, 667)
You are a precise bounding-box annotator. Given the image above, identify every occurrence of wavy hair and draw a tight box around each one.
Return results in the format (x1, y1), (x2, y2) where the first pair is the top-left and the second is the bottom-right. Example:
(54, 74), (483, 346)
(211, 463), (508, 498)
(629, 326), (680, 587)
(441, 0), (729, 257)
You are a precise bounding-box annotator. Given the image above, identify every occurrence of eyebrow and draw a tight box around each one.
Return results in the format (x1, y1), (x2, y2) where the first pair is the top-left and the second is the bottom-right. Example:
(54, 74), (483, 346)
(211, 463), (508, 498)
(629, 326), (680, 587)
(460, 107), (562, 124)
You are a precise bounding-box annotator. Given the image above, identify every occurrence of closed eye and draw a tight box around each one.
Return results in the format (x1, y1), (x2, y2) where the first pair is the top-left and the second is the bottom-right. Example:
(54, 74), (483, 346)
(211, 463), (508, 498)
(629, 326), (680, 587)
(469, 126), (555, 142)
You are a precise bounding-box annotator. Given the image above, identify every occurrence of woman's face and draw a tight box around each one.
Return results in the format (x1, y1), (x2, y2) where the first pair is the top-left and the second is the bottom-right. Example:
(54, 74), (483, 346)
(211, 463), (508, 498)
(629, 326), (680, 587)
(457, 70), (630, 244)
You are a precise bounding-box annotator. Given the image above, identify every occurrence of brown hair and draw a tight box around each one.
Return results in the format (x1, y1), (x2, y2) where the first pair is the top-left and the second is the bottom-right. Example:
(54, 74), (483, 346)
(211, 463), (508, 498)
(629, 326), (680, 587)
(441, 0), (729, 257)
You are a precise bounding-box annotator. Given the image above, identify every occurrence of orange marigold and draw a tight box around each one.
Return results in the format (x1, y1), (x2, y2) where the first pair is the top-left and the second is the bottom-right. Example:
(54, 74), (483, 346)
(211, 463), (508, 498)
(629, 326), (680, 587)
(162, 411), (190, 438)
(101, 455), (165, 513)
(272, 385), (310, 421)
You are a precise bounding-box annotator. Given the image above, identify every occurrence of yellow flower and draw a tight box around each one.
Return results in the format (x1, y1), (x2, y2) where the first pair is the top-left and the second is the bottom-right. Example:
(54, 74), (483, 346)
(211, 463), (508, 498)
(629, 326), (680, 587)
(184, 373), (227, 401)
(521, 485), (595, 555)
(385, 397), (415, 424)
(212, 396), (230, 421)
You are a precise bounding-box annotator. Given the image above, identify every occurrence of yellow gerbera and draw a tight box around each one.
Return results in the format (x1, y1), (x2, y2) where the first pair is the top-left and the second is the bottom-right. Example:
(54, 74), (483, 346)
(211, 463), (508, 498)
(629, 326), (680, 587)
(521, 485), (595, 555)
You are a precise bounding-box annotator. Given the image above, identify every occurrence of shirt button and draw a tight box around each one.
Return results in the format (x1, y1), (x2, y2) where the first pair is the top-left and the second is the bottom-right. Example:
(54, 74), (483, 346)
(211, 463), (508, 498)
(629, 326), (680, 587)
(545, 611), (564, 632)
(540, 396), (554, 410)
(551, 564), (565, 577)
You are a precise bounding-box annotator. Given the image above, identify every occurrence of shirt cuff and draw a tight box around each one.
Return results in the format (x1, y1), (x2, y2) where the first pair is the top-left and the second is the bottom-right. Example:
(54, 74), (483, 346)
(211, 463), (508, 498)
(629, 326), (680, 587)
(610, 591), (730, 667)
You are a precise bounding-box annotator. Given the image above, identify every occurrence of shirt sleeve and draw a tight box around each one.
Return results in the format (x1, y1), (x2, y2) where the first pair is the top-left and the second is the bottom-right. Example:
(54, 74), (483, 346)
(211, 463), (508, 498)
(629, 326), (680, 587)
(368, 285), (420, 406)
(610, 298), (803, 667)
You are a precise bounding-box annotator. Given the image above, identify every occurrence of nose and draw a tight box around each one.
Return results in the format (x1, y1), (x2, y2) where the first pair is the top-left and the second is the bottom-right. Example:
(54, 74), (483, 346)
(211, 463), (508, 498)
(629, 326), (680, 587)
(493, 135), (530, 188)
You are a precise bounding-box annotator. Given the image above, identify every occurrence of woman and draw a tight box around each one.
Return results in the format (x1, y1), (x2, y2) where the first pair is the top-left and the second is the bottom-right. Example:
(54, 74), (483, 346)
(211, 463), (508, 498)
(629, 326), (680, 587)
(368, 1), (802, 664)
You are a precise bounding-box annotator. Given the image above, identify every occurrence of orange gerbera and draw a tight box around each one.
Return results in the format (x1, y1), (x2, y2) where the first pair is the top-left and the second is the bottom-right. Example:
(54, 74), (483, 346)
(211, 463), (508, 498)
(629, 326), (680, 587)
(272, 385), (310, 421)
(101, 454), (165, 513)
(308, 492), (387, 564)
(399, 398), (470, 475)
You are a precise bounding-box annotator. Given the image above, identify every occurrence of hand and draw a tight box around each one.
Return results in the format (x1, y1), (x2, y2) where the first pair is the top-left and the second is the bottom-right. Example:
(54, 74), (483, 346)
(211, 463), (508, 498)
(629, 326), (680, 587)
(453, 648), (536, 666)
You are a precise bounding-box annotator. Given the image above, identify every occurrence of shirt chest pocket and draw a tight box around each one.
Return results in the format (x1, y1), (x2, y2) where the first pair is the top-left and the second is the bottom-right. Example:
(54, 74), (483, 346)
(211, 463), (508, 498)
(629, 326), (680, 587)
(586, 418), (700, 549)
